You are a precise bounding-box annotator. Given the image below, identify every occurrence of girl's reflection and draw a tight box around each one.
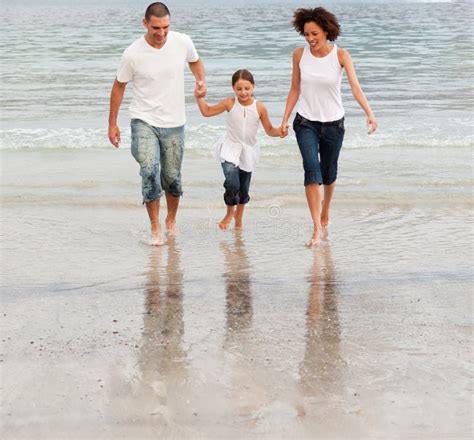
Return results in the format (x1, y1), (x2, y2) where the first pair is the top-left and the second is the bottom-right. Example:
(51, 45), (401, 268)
(221, 232), (261, 418)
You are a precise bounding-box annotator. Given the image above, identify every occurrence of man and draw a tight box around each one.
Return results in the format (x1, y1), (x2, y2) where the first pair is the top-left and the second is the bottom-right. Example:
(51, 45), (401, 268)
(108, 2), (206, 245)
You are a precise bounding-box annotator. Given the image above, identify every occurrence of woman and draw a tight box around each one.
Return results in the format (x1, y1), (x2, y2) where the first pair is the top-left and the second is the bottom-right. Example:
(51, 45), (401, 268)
(281, 7), (377, 247)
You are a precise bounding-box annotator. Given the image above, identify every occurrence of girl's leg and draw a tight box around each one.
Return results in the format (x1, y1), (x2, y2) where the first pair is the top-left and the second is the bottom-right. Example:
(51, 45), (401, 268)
(234, 204), (245, 229)
(235, 169), (252, 229)
(220, 162), (240, 231)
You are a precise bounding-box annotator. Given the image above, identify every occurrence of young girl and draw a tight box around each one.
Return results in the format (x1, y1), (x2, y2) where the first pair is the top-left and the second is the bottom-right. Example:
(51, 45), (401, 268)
(195, 69), (285, 230)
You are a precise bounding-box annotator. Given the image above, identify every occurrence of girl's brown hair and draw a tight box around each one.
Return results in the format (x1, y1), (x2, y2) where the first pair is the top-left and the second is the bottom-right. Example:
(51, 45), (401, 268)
(231, 69), (255, 86)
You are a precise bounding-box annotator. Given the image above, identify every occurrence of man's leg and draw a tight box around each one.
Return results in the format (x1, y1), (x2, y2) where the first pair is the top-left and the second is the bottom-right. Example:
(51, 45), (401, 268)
(130, 119), (163, 244)
(165, 192), (179, 236)
(159, 126), (185, 235)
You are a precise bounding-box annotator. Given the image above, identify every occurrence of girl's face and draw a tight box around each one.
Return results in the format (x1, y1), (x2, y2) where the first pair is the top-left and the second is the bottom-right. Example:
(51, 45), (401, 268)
(303, 21), (328, 51)
(232, 79), (254, 104)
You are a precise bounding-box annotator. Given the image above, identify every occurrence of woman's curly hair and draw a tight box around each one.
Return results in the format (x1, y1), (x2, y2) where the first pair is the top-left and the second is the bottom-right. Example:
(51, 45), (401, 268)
(292, 7), (341, 41)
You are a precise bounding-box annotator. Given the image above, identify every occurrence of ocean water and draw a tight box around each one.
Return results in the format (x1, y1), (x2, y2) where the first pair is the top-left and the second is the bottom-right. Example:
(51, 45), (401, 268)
(1, 0), (473, 207)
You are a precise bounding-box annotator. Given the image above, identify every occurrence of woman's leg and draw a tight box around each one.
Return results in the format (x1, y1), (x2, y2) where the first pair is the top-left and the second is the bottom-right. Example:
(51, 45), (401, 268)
(305, 184), (323, 245)
(294, 118), (323, 246)
(319, 120), (345, 228)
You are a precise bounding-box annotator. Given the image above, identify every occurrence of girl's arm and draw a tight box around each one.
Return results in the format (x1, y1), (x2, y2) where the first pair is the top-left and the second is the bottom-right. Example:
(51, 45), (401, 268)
(195, 96), (233, 117)
(338, 47), (378, 133)
(281, 48), (303, 135)
(257, 102), (284, 137)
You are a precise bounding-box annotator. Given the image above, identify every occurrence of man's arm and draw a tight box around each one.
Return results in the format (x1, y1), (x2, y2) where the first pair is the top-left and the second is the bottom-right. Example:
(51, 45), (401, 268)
(108, 79), (127, 148)
(188, 59), (207, 98)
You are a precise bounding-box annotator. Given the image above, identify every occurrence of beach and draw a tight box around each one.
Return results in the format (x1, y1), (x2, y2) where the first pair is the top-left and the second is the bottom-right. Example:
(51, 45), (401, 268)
(2, 0), (474, 438)
(2, 148), (473, 438)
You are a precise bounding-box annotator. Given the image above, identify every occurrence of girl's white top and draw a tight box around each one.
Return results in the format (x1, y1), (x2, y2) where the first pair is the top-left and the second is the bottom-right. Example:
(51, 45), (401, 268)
(296, 44), (344, 123)
(215, 97), (260, 173)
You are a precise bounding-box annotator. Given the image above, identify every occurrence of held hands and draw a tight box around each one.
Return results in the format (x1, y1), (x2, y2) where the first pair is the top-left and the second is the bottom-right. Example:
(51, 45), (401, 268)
(108, 125), (121, 148)
(280, 120), (289, 138)
(277, 125), (288, 138)
(194, 80), (207, 99)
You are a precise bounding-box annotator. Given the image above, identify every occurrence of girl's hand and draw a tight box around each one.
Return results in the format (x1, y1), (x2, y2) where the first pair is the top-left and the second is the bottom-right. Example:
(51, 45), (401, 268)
(367, 115), (378, 134)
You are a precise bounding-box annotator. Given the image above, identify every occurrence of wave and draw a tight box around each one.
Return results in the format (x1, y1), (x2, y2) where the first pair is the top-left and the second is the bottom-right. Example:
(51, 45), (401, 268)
(1, 124), (473, 152)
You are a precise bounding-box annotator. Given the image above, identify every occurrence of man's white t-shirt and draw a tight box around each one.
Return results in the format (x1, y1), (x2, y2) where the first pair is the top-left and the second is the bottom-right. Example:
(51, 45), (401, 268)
(117, 31), (199, 127)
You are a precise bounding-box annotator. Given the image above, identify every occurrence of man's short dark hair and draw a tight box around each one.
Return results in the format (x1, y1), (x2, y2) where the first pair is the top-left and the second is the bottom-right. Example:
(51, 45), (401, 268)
(145, 2), (170, 20)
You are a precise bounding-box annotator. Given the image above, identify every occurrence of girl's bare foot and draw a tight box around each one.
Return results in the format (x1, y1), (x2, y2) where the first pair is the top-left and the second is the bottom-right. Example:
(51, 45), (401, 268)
(219, 206), (235, 231)
(218, 215), (233, 230)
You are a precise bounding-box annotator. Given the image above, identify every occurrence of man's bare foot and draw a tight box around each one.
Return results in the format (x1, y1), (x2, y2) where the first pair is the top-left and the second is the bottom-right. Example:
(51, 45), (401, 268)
(150, 221), (164, 246)
(218, 214), (234, 231)
(165, 216), (177, 236)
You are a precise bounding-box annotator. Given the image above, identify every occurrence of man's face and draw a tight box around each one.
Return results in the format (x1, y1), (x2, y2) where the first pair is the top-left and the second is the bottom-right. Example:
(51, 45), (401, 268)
(143, 15), (170, 48)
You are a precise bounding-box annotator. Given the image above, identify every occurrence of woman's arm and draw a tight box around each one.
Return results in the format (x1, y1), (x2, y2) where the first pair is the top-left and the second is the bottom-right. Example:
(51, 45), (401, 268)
(339, 47), (378, 133)
(257, 102), (284, 137)
(195, 97), (233, 117)
(281, 48), (303, 135)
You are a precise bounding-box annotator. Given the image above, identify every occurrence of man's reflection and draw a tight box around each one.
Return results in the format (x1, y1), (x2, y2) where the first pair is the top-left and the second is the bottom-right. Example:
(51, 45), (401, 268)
(138, 238), (187, 414)
(299, 244), (342, 399)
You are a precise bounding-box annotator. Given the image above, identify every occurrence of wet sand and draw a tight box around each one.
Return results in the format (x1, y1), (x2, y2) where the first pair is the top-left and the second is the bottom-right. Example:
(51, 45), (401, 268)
(2, 204), (473, 439)
(1, 149), (473, 438)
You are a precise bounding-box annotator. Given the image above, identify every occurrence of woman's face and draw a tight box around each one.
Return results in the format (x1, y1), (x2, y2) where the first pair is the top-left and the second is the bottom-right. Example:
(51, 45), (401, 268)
(303, 21), (328, 51)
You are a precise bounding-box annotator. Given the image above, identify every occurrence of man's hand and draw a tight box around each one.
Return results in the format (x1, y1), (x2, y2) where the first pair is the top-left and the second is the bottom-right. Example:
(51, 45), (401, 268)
(108, 125), (121, 148)
(194, 81), (207, 99)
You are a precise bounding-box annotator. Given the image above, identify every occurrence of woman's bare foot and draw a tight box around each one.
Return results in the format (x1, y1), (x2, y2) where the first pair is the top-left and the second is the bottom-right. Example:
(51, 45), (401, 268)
(305, 226), (321, 247)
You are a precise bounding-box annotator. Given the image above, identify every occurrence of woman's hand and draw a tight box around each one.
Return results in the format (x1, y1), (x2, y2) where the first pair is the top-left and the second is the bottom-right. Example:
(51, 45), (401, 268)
(367, 115), (378, 134)
(280, 119), (289, 137)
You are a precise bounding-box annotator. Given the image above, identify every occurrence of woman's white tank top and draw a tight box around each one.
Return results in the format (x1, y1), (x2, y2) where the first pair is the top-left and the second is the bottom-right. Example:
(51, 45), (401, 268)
(296, 44), (344, 123)
(216, 97), (260, 172)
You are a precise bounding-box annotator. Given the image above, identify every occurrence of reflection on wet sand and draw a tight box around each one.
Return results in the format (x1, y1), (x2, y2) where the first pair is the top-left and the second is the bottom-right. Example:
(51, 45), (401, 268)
(137, 238), (188, 425)
(221, 232), (263, 421)
(299, 243), (343, 404)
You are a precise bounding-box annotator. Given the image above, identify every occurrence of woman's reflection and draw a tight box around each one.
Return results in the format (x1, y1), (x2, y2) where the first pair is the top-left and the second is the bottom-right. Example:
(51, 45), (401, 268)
(299, 244), (342, 401)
